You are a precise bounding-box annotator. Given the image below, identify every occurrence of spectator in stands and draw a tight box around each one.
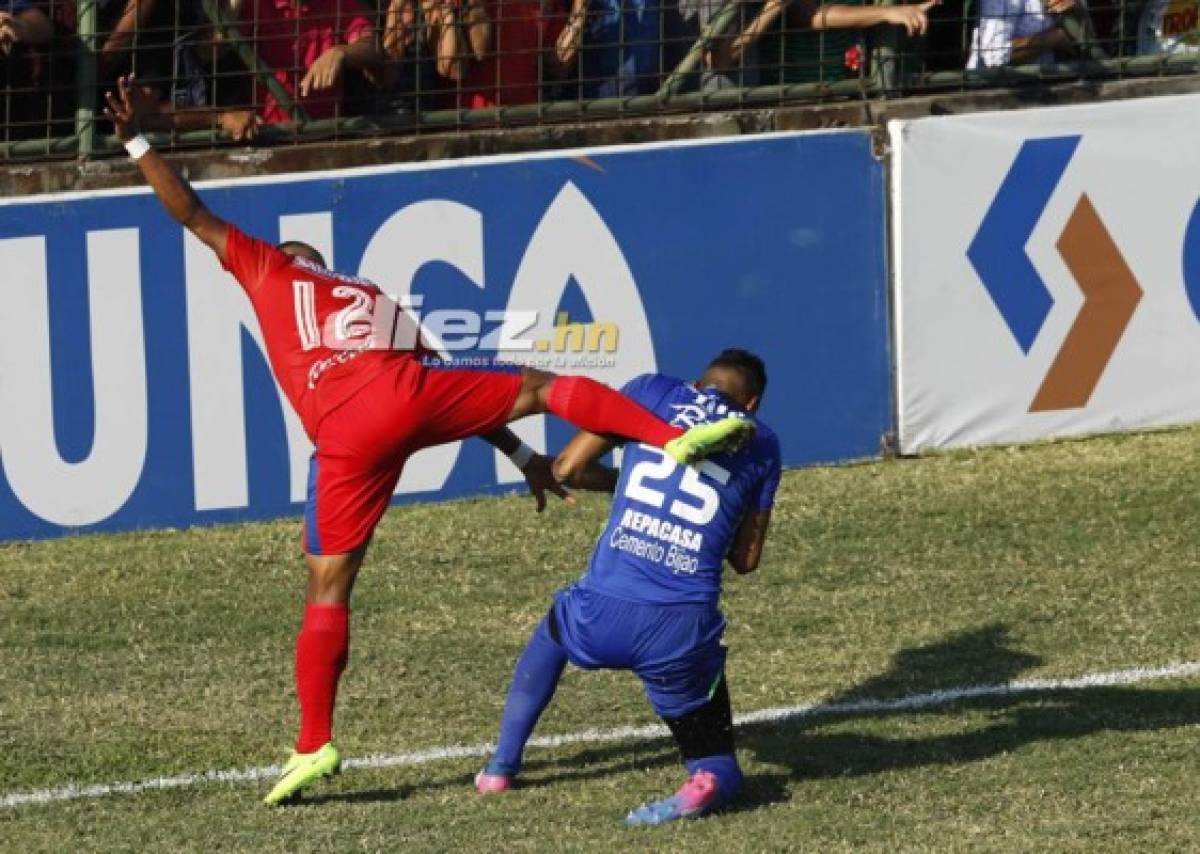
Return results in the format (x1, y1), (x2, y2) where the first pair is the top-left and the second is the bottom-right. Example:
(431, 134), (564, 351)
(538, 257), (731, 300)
(383, 0), (418, 63)
(233, 0), (384, 123)
(968, 0), (1106, 67)
(555, 0), (662, 97)
(674, 0), (773, 91)
(134, 4), (262, 141)
(36, 0), (180, 133)
(1135, 0), (1200, 56)
(97, 0), (178, 85)
(0, 0), (53, 138)
(382, 0), (470, 108)
(756, 0), (939, 86)
(0, 0), (51, 56)
(446, 0), (571, 107)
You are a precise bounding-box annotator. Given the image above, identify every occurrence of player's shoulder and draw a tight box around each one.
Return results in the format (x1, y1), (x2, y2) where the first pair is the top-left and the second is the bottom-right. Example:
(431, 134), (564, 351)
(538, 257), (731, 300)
(749, 416), (779, 448)
(621, 373), (689, 405)
(747, 417), (781, 463)
(226, 224), (290, 266)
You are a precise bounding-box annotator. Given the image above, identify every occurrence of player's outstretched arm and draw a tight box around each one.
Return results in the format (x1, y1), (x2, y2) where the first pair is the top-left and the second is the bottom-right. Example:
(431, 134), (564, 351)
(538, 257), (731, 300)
(728, 509), (771, 574)
(481, 427), (575, 512)
(103, 75), (230, 265)
(551, 431), (619, 494)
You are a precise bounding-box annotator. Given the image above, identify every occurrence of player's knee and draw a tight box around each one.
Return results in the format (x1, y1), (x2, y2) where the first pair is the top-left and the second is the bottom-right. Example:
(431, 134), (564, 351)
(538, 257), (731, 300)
(521, 368), (558, 407)
(304, 549), (365, 603)
(506, 368), (560, 421)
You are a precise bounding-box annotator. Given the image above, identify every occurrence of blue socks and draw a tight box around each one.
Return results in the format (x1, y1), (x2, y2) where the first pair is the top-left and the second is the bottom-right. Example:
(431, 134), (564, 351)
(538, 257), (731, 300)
(685, 753), (743, 809)
(485, 616), (568, 777)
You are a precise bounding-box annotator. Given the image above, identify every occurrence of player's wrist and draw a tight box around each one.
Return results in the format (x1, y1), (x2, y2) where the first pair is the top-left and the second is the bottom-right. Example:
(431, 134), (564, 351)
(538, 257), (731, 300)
(124, 133), (152, 160)
(507, 442), (536, 471)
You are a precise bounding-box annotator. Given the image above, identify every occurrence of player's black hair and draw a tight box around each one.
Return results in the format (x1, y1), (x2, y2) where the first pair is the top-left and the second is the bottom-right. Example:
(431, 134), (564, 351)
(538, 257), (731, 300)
(277, 241), (328, 269)
(706, 348), (767, 399)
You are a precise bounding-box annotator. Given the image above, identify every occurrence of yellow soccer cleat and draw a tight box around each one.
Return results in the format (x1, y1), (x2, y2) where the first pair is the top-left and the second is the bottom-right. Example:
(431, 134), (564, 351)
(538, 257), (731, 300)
(262, 742), (341, 805)
(664, 417), (756, 466)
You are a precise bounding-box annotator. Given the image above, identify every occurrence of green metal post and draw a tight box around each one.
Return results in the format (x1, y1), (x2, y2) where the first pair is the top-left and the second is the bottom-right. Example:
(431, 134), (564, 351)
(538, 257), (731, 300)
(656, 0), (743, 98)
(201, 0), (312, 124)
(75, 0), (98, 157)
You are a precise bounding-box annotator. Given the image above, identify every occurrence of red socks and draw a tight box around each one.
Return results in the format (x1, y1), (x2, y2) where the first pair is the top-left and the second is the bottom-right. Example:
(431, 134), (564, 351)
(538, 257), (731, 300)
(546, 376), (682, 448)
(294, 603), (349, 753)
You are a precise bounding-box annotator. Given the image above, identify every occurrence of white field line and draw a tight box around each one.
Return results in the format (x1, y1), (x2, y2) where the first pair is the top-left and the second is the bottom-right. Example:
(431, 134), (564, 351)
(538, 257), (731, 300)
(3, 659), (1198, 810)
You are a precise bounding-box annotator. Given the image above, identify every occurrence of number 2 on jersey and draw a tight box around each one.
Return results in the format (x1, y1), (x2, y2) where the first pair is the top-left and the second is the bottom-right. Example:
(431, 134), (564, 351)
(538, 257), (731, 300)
(625, 445), (730, 525)
(292, 280), (375, 351)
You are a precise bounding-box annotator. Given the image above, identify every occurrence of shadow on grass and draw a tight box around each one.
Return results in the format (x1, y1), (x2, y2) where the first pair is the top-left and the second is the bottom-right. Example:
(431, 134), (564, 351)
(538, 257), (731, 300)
(741, 684), (1200, 782)
(823, 624), (1044, 704)
(732, 623), (1200, 812)
(298, 623), (1200, 810)
(300, 786), (415, 807)
(298, 743), (684, 807)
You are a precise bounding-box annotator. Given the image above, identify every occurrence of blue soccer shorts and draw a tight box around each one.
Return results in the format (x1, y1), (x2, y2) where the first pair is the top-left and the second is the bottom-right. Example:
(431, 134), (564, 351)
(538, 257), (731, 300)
(549, 584), (727, 719)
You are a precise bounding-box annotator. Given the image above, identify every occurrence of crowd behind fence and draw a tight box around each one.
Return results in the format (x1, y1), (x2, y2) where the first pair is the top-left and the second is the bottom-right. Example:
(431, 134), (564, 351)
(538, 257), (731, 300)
(0, 0), (1197, 159)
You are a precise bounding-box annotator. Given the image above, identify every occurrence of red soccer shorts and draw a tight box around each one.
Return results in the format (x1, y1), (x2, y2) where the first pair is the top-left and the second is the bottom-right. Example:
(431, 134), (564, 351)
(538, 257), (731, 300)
(302, 357), (523, 555)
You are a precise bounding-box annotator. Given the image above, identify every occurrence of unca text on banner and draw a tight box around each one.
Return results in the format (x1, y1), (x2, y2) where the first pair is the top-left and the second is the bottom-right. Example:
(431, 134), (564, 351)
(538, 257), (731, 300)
(0, 131), (891, 541)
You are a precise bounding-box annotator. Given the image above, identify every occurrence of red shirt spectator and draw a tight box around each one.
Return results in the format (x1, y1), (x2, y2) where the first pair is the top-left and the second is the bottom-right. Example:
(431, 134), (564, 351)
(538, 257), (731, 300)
(458, 0), (566, 108)
(238, 0), (377, 124)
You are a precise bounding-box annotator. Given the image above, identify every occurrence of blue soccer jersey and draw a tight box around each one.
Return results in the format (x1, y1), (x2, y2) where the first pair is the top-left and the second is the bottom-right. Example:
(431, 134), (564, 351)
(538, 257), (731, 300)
(578, 374), (782, 606)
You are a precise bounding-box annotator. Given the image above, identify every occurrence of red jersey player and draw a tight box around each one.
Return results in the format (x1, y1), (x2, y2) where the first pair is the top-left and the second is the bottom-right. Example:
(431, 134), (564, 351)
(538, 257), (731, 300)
(104, 76), (755, 805)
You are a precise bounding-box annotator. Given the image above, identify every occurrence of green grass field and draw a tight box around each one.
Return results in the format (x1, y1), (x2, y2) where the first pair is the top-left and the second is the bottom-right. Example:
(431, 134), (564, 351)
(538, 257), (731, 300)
(2, 427), (1198, 852)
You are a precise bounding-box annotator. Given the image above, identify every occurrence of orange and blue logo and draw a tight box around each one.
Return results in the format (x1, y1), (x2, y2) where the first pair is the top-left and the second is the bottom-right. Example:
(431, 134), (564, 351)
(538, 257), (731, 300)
(968, 136), (1143, 412)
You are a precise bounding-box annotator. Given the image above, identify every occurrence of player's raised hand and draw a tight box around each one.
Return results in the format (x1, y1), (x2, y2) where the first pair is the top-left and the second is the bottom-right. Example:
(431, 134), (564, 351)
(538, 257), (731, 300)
(103, 75), (136, 141)
(522, 454), (575, 513)
(103, 74), (155, 142)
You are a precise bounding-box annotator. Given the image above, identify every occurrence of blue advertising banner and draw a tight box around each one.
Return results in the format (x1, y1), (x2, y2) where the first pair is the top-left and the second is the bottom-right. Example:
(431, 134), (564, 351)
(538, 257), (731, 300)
(0, 131), (890, 540)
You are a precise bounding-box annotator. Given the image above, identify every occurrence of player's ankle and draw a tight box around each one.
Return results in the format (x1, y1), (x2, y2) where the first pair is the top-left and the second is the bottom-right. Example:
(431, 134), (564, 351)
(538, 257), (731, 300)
(484, 757), (519, 777)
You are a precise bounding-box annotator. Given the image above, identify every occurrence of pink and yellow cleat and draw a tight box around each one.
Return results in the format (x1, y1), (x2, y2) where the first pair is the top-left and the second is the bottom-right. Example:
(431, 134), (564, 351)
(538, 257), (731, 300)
(624, 770), (720, 827)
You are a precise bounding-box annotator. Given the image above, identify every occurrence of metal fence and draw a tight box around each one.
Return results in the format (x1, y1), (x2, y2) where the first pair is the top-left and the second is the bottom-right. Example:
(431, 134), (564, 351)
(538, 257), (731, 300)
(0, 0), (1197, 160)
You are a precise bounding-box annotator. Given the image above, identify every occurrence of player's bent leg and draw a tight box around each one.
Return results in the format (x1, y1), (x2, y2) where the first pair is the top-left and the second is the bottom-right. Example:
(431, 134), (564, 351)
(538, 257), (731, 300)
(505, 369), (675, 446)
(264, 548), (368, 806)
(477, 610), (569, 794)
(509, 369), (755, 464)
(305, 546), (367, 604)
(626, 674), (742, 826)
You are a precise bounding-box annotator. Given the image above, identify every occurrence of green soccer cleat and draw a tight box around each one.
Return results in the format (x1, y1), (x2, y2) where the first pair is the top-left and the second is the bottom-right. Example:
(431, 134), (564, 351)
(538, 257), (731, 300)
(262, 742), (341, 805)
(664, 417), (756, 466)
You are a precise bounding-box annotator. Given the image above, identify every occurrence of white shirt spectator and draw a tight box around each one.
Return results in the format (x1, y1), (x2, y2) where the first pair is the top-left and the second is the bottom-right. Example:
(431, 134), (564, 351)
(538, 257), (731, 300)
(1137, 0), (1200, 55)
(968, 0), (1056, 67)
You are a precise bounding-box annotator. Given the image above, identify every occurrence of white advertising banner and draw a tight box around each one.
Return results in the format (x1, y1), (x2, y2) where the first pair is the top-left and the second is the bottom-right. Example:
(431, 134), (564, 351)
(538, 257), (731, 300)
(892, 94), (1200, 453)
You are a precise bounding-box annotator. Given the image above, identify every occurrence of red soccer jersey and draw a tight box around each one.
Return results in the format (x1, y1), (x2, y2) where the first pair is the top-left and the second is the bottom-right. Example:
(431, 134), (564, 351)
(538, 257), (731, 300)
(221, 225), (406, 438)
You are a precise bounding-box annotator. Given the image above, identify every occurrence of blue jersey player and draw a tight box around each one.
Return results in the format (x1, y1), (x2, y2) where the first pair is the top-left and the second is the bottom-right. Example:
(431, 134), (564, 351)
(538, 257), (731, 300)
(475, 349), (781, 826)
